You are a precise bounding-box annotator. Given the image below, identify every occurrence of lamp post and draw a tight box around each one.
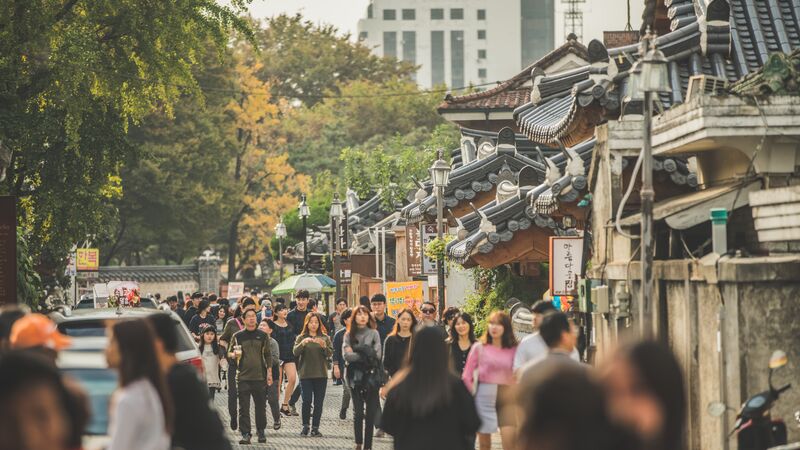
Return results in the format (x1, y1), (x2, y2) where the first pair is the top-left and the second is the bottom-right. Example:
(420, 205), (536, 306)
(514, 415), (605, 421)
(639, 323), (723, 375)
(298, 194), (310, 273)
(430, 149), (452, 322)
(629, 29), (669, 337)
(275, 218), (287, 282)
(329, 193), (345, 302)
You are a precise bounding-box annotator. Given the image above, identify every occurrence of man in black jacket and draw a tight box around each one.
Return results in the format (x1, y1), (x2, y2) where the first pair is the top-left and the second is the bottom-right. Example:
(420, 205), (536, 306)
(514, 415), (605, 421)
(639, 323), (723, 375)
(286, 289), (310, 413)
(148, 313), (231, 450)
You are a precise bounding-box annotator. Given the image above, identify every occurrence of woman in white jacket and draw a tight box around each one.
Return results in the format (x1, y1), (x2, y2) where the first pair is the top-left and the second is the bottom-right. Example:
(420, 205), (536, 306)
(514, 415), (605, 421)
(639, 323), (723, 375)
(105, 319), (173, 450)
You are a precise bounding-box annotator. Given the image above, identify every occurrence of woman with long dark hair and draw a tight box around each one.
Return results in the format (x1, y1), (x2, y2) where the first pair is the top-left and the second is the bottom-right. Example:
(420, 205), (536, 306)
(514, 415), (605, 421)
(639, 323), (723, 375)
(602, 341), (686, 450)
(344, 305), (382, 450)
(382, 308), (417, 379)
(293, 313), (333, 437)
(448, 313), (477, 376)
(381, 326), (480, 450)
(105, 319), (173, 450)
(271, 304), (299, 416)
(462, 310), (517, 450)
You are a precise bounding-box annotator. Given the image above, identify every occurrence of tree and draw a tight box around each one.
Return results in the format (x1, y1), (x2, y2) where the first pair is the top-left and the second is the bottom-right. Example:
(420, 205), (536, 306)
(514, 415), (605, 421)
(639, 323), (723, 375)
(225, 54), (310, 280)
(254, 14), (415, 106)
(0, 0), (254, 276)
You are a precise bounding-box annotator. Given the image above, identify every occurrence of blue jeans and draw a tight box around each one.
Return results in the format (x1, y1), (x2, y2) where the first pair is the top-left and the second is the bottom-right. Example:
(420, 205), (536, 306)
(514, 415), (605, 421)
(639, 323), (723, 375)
(300, 378), (327, 429)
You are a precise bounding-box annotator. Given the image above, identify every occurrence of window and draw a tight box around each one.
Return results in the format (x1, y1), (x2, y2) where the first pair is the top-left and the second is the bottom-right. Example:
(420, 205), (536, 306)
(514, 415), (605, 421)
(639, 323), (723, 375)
(478, 49), (487, 59)
(450, 8), (464, 19)
(431, 8), (444, 20)
(383, 9), (396, 20)
(478, 30), (486, 40)
(431, 31), (445, 85)
(383, 31), (397, 58)
(478, 9), (486, 20)
(402, 31), (416, 64)
(451, 30), (465, 88)
(402, 9), (415, 20)
(359, 31), (368, 41)
(478, 68), (487, 78)
(367, 3), (373, 19)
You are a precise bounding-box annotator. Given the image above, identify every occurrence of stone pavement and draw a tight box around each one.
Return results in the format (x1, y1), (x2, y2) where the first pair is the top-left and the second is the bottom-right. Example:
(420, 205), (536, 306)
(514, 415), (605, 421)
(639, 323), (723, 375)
(215, 380), (393, 450)
(214, 379), (504, 449)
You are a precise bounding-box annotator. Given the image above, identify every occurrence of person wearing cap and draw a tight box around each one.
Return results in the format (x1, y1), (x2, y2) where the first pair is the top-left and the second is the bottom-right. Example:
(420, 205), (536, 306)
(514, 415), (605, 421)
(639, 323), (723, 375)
(0, 305), (27, 353)
(10, 314), (90, 450)
(183, 292), (203, 327)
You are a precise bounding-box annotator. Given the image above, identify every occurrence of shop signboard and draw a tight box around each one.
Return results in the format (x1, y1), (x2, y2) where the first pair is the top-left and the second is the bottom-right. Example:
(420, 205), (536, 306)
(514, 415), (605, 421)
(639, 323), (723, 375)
(549, 237), (584, 296)
(405, 225), (422, 276)
(385, 281), (424, 318)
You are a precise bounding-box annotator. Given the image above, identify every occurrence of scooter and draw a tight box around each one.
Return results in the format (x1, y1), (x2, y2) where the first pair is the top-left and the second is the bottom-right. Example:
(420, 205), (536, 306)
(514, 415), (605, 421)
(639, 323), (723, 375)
(710, 350), (793, 450)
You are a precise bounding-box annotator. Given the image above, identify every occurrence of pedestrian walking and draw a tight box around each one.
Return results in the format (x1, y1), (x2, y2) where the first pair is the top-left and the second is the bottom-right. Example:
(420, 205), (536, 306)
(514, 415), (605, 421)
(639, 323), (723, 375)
(183, 292), (203, 327)
(517, 312), (581, 382)
(105, 320), (172, 450)
(271, 304), (299, 417)
(189, 299), (216, 340)
(286, 290), (311, 413)
(602, 341), (686, 450)
(513, 301), (578, 374)
(462, 310), (518, 450)
(328, 298), (348, 338)
(371, 294), (395, 344)
(228, 308), (273, 444)
(382, 308), (417, 379)
(215, 305), (229, 334)
(516, 360), (640, 450)
(148, 314), (231, 450)
(199, 325), (223, 399)
(448, 313), (477, 377)
(344, 305), (383, 450)
(333, 308), (354, 419)
(293, 313), (333, 437)
(258, 319), (282, 431)
(0, 351), (74, 450)
(381, 326), (481, 450)
(416, 302), (448, 339)
(219, 297), (257, 431)
(443, 306), (461, 331)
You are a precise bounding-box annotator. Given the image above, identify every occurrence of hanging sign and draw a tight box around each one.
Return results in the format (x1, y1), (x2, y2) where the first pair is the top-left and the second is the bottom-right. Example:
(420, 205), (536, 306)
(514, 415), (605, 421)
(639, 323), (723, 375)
(76, 248), (100, 271)
(227, 282), (245, 299)
(421, 224), (439, 275)
(338, 260), (352, 285)
(406, 225), (422, 276)
(336, 211), (349, 259)
(549, 237), (584, 296)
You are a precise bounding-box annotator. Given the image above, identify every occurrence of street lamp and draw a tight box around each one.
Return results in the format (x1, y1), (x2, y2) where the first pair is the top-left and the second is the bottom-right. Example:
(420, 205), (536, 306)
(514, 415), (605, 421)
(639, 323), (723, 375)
(299, 194), (310, 273)
(632, 29), (669, 337)
(329, 193), (345, 302)
(275, 218), (287, 282)
(429, 149), (452, 321)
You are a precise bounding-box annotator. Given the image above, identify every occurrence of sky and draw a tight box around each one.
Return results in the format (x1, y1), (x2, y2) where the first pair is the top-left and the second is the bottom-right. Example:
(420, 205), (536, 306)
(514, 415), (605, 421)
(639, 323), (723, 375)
(242, 0), (644, 45)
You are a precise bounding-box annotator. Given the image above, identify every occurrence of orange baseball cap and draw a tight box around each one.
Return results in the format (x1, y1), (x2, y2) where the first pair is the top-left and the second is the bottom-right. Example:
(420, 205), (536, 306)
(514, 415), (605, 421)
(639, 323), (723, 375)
(10, 314), (72, 350)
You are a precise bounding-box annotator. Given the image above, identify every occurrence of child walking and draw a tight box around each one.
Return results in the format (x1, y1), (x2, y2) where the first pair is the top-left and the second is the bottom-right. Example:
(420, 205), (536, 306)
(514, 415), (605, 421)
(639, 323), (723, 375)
(199, 325), (223, 398)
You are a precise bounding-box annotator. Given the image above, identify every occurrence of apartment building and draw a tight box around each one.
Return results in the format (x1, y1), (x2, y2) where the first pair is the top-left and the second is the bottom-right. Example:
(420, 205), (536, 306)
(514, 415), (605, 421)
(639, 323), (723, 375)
(357, 0), (555, 89)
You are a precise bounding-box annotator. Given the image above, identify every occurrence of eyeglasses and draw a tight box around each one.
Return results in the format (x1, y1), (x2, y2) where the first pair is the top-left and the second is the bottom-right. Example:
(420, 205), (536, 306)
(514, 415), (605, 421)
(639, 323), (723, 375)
(421, 308), (435, 314)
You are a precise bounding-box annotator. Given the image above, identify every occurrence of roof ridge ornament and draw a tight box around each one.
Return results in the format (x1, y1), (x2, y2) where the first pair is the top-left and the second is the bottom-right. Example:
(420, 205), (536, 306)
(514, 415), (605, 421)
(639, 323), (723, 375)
(469, 202), (497, 233)
(536, 146), (562, 186)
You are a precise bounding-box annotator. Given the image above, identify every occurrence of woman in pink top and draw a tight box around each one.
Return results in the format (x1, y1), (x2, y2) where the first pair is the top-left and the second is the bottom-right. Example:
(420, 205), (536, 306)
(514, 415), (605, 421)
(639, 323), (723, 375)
(462, 311), (517, 450)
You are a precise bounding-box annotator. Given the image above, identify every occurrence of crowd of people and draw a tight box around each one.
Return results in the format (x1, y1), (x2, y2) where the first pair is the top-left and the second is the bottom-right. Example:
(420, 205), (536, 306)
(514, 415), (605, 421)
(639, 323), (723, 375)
(0, 289), (687, 450)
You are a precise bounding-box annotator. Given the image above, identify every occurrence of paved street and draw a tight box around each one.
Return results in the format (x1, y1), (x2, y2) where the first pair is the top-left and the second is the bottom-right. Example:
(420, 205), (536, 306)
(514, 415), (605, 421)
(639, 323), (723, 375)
(214, 380), (504, 449)
(215, 381), (393, 450)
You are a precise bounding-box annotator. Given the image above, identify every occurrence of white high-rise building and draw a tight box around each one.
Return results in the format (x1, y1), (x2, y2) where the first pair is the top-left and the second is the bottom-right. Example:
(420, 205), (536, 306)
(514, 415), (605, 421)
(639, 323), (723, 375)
(357, 0), (555, 89)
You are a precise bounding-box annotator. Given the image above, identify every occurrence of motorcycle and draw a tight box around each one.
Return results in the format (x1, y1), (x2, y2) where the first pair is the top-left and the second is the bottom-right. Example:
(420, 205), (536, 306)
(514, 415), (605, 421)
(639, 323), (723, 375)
(710, 350), (794, 450)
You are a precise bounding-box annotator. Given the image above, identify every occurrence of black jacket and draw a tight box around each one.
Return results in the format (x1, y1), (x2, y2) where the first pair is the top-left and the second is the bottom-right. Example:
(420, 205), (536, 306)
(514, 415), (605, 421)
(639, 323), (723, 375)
(382, 334), (411, 378)
(286, 308), (309, 335)
(168, 363), (231, 450)
(381, 374), (480, 450)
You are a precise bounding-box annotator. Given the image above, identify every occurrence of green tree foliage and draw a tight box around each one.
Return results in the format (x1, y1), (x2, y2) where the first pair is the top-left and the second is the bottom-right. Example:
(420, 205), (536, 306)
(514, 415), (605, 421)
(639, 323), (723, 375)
(462, 265), (541, 336)
(341, 123), (460, 207)
(254, 14), (415, 106)
(0, 0), (253, 274)
(278, 78), (446, 175)
(17, 229), (42, 309)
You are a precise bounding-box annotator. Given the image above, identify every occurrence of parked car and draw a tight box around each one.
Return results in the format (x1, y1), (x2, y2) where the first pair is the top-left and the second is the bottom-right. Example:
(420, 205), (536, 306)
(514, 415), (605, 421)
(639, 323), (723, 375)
(50, 308), (202, 373)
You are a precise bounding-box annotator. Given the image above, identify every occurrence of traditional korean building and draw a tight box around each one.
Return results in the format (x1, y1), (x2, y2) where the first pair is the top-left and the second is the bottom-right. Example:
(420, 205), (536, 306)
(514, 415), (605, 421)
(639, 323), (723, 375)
(496, 0), (800, 447)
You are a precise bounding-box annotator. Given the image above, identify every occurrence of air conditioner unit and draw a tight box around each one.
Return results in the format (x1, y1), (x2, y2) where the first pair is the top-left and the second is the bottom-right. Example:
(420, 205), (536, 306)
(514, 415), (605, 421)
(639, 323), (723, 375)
(591, 285), (610, 314)
(686, 75), (729, 102)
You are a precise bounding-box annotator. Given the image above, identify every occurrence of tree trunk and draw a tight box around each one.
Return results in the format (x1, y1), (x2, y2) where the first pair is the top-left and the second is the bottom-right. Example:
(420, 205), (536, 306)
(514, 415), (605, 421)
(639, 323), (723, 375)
(227, 215), (239, 281)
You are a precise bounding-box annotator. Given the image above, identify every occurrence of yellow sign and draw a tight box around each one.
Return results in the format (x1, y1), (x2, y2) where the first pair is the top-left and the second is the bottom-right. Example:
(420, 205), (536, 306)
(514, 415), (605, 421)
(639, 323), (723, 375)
(76, 248), (100, 271)
(385, 281), (424, 318)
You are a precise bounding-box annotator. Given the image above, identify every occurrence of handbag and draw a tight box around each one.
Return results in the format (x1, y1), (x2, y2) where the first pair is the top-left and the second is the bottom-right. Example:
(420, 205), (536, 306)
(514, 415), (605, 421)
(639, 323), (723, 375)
(471, 343), (482, 396)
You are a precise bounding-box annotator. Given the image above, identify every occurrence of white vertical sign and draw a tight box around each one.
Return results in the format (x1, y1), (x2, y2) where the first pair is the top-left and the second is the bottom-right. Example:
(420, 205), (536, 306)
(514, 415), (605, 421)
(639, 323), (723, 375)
(549, 237), (584, 296)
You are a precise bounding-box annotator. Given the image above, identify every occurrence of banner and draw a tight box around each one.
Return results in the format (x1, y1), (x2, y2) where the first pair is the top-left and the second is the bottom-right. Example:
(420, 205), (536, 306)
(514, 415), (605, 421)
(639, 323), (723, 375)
(227, 282), (245, 299)
(549, 237), (584, 296)
(76, 248), (100, 271)
(385, 281), (424, 318)
(105, 281), (140, 307)
(421, 224), (438, 275)
(405, 225), (422, 276)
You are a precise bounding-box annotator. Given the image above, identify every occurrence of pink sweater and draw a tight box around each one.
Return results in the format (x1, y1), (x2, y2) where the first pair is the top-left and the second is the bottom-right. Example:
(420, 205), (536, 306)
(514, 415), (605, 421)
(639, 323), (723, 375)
(461, 342), (516, 391)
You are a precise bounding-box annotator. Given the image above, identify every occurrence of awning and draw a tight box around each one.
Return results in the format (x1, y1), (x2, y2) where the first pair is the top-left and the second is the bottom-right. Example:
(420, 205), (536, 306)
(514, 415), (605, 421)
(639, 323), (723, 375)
(618, 180), (762, 230)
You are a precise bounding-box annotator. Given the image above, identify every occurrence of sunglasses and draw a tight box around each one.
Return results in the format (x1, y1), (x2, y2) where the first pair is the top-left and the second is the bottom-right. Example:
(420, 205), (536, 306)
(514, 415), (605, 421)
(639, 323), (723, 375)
(421, 308), (435, 314)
